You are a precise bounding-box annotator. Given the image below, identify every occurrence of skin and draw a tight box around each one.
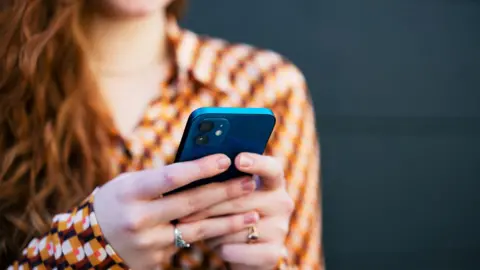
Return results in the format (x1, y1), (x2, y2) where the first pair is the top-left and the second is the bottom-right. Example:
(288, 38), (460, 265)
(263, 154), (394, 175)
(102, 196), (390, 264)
(181, 153), (294, 270)
(89, 0), (294, 269)
(94, 154), (259, 269)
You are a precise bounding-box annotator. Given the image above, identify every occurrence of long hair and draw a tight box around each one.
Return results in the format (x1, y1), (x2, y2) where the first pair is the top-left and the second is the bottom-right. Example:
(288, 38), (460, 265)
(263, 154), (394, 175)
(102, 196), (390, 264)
(0, 0), (186, 265)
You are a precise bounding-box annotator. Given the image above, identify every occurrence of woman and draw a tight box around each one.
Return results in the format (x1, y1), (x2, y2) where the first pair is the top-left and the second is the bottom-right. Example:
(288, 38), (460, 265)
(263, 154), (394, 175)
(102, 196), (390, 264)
(0, 0), (322, 269)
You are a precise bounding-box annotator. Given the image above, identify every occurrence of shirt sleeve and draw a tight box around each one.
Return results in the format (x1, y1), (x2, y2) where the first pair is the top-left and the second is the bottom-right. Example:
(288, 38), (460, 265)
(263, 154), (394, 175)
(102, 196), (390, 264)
(7, 189), (126, 269)
(264, 63), (324, 270)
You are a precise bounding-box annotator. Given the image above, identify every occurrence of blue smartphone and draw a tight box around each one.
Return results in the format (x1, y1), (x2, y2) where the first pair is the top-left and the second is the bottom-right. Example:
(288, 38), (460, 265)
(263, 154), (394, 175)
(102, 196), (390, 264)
(164, 107), (276, 195)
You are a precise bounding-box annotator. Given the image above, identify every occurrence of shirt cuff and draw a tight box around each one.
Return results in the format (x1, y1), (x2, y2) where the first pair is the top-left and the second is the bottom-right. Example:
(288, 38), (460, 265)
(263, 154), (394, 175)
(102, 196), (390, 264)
(83, 188), (125, 265)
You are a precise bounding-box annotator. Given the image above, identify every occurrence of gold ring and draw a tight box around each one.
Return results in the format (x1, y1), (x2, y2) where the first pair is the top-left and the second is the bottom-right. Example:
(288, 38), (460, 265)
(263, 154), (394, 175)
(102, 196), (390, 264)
(247, 225), (259, 243)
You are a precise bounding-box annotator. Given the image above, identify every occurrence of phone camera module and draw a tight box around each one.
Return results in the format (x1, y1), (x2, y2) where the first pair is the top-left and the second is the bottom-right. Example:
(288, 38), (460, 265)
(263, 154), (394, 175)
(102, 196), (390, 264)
(195, 135), (209, 145)
(198, 121), (214, 132)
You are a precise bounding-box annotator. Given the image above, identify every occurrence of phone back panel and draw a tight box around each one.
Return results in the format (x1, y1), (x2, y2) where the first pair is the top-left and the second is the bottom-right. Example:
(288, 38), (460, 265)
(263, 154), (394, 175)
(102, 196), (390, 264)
(164, 107), (276, 195)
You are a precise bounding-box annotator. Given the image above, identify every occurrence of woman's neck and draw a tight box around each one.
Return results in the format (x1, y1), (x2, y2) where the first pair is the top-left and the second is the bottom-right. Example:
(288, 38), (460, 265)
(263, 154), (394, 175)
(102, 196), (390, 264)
(83, 10), (168, 75)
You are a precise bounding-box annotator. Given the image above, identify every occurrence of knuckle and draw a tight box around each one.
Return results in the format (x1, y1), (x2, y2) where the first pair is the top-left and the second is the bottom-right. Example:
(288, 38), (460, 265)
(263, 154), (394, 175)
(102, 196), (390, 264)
(160, 168), (177, 189)
(264, 219), (289, 242)
(285, 197), (295, 215)
(121, 211), (146, 232)
(279, 191), (295, 214)
(133, 236), (153, 250)
(278, 220), (290, 237)
(268, 156), (285, 178)
(272, 227), (289, 244)
(274, 164), (285, 180)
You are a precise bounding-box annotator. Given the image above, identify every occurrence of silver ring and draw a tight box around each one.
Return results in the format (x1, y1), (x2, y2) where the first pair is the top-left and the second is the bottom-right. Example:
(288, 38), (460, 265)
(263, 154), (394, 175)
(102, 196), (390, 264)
(174, 226), (191, 248)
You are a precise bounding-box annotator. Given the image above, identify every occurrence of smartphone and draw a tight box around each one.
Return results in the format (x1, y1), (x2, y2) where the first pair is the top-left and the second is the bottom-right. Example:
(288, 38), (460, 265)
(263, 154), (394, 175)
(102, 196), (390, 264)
(164, 107), (276, 195)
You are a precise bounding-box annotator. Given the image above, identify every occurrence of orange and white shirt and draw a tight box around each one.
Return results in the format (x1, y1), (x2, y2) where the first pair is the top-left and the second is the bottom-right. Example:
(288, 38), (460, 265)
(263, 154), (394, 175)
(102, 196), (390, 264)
(9, 19), (323, 270)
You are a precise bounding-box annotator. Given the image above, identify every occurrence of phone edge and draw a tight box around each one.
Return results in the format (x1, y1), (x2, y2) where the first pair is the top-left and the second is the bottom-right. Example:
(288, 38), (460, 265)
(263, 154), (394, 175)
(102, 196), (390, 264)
(174, 107), (276, 163)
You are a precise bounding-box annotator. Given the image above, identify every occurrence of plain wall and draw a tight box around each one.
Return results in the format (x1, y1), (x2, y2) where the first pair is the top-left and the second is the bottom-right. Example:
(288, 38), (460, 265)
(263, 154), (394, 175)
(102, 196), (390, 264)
(182, 1), (480, 269)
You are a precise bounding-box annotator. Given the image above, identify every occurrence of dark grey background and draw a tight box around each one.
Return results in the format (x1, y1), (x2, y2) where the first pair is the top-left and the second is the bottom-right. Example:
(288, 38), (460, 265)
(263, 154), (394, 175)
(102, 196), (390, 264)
(182, 0), (480, 269)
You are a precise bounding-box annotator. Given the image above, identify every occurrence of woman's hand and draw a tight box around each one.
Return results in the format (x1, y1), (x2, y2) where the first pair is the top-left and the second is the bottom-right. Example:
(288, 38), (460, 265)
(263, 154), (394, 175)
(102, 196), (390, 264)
(93, 154), (259, 270)
(180, 153), (295, 270)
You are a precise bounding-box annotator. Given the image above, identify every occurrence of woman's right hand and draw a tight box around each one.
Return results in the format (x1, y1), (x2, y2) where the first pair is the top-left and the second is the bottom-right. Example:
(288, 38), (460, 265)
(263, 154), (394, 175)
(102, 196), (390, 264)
(93, 154), (258, 269)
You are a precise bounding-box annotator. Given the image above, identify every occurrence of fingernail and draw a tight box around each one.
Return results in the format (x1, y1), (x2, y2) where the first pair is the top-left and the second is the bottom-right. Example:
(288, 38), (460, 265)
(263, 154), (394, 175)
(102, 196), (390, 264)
(217, 157), (231, 170)
(239, 154), (253, 168)
(244, 212), (259, 225)
(241, 178), (256, 192)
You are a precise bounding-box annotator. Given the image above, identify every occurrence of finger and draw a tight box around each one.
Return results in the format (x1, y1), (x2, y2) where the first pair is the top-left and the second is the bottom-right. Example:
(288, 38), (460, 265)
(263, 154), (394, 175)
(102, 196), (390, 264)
(178, 211), (260, 244)
(147, 176), (256, 222)
(130, 225), (179, 253)
(206, 217), (288, 248)
(127, 154), (231, 200)
(235, 153), (285, 189)
(147, 212), (259, 246)
(179, 191), (271, 222)
(218, 243), (285, 267)
(180, 189), (294, 222)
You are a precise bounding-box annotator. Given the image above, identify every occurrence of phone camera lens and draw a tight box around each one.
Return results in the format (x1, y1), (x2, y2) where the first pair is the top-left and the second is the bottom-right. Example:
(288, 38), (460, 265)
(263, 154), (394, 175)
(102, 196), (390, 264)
(195, 135), (209, 145)
(198, 121), (214, 132)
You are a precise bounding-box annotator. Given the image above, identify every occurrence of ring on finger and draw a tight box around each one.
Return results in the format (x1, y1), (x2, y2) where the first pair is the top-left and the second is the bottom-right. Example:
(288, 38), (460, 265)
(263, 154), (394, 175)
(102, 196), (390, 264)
(174, 225), (191, 248)
(247, 225), (259, 243)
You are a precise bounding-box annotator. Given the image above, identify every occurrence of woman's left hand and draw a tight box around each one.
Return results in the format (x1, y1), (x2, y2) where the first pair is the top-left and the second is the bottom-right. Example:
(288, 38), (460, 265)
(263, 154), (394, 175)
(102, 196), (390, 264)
(179, 153), (295, 270)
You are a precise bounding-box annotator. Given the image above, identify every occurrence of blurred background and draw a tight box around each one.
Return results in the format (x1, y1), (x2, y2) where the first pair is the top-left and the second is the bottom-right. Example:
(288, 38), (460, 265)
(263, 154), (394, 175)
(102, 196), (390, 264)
(182, 0), (480, 269)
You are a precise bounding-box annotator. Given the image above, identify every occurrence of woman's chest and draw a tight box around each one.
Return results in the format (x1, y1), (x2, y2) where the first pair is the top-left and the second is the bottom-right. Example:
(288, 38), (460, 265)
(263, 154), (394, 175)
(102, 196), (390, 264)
(107, 84), (266, 176)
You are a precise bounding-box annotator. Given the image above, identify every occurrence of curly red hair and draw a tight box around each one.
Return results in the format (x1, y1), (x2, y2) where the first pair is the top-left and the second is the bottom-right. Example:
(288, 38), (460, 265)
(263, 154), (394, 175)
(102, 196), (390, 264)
(0, 0), (186, 266)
